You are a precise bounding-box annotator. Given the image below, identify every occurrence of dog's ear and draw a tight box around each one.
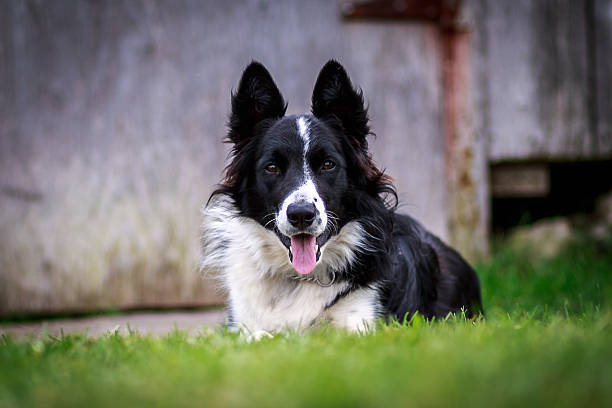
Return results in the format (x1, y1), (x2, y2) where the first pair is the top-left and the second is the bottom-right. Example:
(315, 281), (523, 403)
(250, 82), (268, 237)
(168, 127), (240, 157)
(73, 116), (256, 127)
(311, 60), (370, 150)
(228, 61), (287, 145)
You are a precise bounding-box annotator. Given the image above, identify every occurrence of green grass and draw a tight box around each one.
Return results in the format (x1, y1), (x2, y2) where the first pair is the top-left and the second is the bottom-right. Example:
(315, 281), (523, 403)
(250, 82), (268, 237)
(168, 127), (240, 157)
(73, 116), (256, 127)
(1, 236), (611, 408)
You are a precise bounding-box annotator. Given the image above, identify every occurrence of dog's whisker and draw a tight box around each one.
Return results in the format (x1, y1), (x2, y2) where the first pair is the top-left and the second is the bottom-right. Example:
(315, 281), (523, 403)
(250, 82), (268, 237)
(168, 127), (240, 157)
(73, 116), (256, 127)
(326, 210), (340, 220)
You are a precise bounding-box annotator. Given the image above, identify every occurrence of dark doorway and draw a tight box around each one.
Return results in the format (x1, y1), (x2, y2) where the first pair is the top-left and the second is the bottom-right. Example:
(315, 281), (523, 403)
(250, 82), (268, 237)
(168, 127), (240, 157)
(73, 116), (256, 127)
(491, 160), (612, 234)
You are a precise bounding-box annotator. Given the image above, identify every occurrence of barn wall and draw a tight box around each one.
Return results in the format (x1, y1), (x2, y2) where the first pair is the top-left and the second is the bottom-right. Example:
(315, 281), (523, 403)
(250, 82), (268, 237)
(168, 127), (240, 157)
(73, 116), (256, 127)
(3, 0), (608, 315)
(480, 0), (611, 161)
(0, 0), (447, 315)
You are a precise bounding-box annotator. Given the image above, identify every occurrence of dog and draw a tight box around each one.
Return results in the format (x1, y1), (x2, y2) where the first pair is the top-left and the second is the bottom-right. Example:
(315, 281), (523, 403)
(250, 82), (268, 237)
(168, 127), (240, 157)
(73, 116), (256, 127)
(201, 60), (482, 336)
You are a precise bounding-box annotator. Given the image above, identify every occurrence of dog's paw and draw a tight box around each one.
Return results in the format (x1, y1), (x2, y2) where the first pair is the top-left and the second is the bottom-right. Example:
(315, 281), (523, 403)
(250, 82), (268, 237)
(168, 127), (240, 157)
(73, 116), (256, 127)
(246, 330), (274, 342)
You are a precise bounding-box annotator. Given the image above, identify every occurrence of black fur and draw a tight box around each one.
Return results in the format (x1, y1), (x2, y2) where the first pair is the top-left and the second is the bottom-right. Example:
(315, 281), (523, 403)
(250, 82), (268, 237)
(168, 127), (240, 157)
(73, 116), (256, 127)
(211, 60), (482, 321)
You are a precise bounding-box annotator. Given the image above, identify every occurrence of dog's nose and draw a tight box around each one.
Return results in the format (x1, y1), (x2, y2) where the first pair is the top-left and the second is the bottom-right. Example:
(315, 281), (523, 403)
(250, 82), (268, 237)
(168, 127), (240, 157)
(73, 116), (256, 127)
(287, 203), (316, 229)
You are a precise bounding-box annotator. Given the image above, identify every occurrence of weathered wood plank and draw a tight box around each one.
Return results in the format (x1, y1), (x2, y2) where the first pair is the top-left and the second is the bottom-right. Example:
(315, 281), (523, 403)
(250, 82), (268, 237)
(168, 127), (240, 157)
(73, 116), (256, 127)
(443, 26), (489, 261)
(485, 0), (594, 160)
(490, 164), (550, 198)
(595, 0), (612, 154)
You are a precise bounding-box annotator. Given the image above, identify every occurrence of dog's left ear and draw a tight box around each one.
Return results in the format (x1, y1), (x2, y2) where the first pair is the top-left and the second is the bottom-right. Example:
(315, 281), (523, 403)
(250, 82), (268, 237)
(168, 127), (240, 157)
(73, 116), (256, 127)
(228, 61), (287, 146)
(311, 60), (370, 151)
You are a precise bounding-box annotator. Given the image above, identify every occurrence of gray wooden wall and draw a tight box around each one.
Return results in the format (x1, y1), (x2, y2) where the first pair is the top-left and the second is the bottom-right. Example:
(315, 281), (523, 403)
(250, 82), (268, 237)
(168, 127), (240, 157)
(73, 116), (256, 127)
(473, 0), (612, 161)
(0, 0), (447, 315)
(1, 0), (610, 315)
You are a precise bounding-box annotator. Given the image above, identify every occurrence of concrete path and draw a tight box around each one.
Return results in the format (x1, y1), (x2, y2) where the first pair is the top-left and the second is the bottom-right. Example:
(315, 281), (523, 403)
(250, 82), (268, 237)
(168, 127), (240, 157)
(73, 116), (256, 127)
(0, 309), (227, 339)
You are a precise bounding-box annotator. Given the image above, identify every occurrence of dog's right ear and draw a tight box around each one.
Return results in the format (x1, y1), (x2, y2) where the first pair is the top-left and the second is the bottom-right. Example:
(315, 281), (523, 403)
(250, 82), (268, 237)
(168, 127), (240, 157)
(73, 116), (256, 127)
(228, 61), (287, 146)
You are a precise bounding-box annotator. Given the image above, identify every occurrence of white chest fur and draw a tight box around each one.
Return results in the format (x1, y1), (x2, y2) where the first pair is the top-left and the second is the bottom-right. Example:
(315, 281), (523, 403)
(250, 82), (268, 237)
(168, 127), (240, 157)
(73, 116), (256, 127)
(201, 197), (380, 333)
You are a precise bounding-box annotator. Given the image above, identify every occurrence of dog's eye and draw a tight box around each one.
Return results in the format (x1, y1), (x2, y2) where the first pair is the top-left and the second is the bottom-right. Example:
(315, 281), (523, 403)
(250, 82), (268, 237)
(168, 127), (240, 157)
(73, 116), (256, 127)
(321, 159), (336, 171)
(265, 163), (280, 173)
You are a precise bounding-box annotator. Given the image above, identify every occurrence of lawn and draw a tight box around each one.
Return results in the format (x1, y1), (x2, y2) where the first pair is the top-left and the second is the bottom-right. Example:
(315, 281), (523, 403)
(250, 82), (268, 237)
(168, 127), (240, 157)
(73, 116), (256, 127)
(1, 236), (611, 408)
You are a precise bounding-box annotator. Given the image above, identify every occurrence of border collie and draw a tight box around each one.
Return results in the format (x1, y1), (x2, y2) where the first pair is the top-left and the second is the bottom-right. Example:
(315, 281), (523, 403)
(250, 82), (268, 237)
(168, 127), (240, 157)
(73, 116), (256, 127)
(201, 60), (482, 336)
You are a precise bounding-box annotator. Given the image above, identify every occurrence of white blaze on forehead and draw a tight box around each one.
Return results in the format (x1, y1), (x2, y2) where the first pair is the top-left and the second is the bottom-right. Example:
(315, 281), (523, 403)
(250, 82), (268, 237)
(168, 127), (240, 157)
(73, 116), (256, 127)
(275, 115), (327, 237)
(297, 116), (311, 153)
(296, 115), (313, 179)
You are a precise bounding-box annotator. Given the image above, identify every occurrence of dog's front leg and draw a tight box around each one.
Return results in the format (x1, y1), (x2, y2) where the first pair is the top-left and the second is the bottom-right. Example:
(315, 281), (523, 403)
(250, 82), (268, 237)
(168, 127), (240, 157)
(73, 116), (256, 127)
(325, 287), (379, 334)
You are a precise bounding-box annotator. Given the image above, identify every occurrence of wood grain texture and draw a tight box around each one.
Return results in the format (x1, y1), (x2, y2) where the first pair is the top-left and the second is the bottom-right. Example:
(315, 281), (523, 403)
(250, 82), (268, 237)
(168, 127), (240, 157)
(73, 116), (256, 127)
(0, 0), (447, 315)
(595, 0), (612, 154)
(3, 0), (608, 315)
(484, 0), (596, 160)
(442, 27), (488, 261)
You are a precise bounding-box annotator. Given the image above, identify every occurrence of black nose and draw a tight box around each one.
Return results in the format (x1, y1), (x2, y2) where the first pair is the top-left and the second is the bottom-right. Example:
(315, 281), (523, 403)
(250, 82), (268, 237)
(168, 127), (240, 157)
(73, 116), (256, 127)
(287, 203), (316, 229)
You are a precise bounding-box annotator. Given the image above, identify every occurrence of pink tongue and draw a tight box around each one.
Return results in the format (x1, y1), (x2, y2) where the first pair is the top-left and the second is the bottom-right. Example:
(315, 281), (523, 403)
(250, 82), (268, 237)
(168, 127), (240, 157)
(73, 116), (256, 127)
(290, 234), (317, 274)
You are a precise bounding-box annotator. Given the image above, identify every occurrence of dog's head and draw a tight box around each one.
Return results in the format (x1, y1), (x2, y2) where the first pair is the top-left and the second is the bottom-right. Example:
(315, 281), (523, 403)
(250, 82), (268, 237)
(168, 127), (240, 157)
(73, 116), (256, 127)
(216, 60), (393, 275)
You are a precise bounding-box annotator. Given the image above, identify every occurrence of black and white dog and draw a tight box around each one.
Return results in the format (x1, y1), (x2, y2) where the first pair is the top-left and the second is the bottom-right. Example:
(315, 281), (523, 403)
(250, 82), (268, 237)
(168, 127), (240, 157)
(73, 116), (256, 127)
(201, 60), (482, 335)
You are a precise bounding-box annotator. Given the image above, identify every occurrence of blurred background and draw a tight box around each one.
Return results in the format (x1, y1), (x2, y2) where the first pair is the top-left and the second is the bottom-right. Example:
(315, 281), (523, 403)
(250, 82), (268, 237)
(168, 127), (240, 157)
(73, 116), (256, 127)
(1, 0), (610, 317)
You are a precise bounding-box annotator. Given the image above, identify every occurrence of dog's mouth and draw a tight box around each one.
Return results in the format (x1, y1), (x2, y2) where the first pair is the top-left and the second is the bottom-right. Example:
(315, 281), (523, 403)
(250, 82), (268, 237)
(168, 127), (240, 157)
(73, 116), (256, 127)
(278, 232), (329, 275)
